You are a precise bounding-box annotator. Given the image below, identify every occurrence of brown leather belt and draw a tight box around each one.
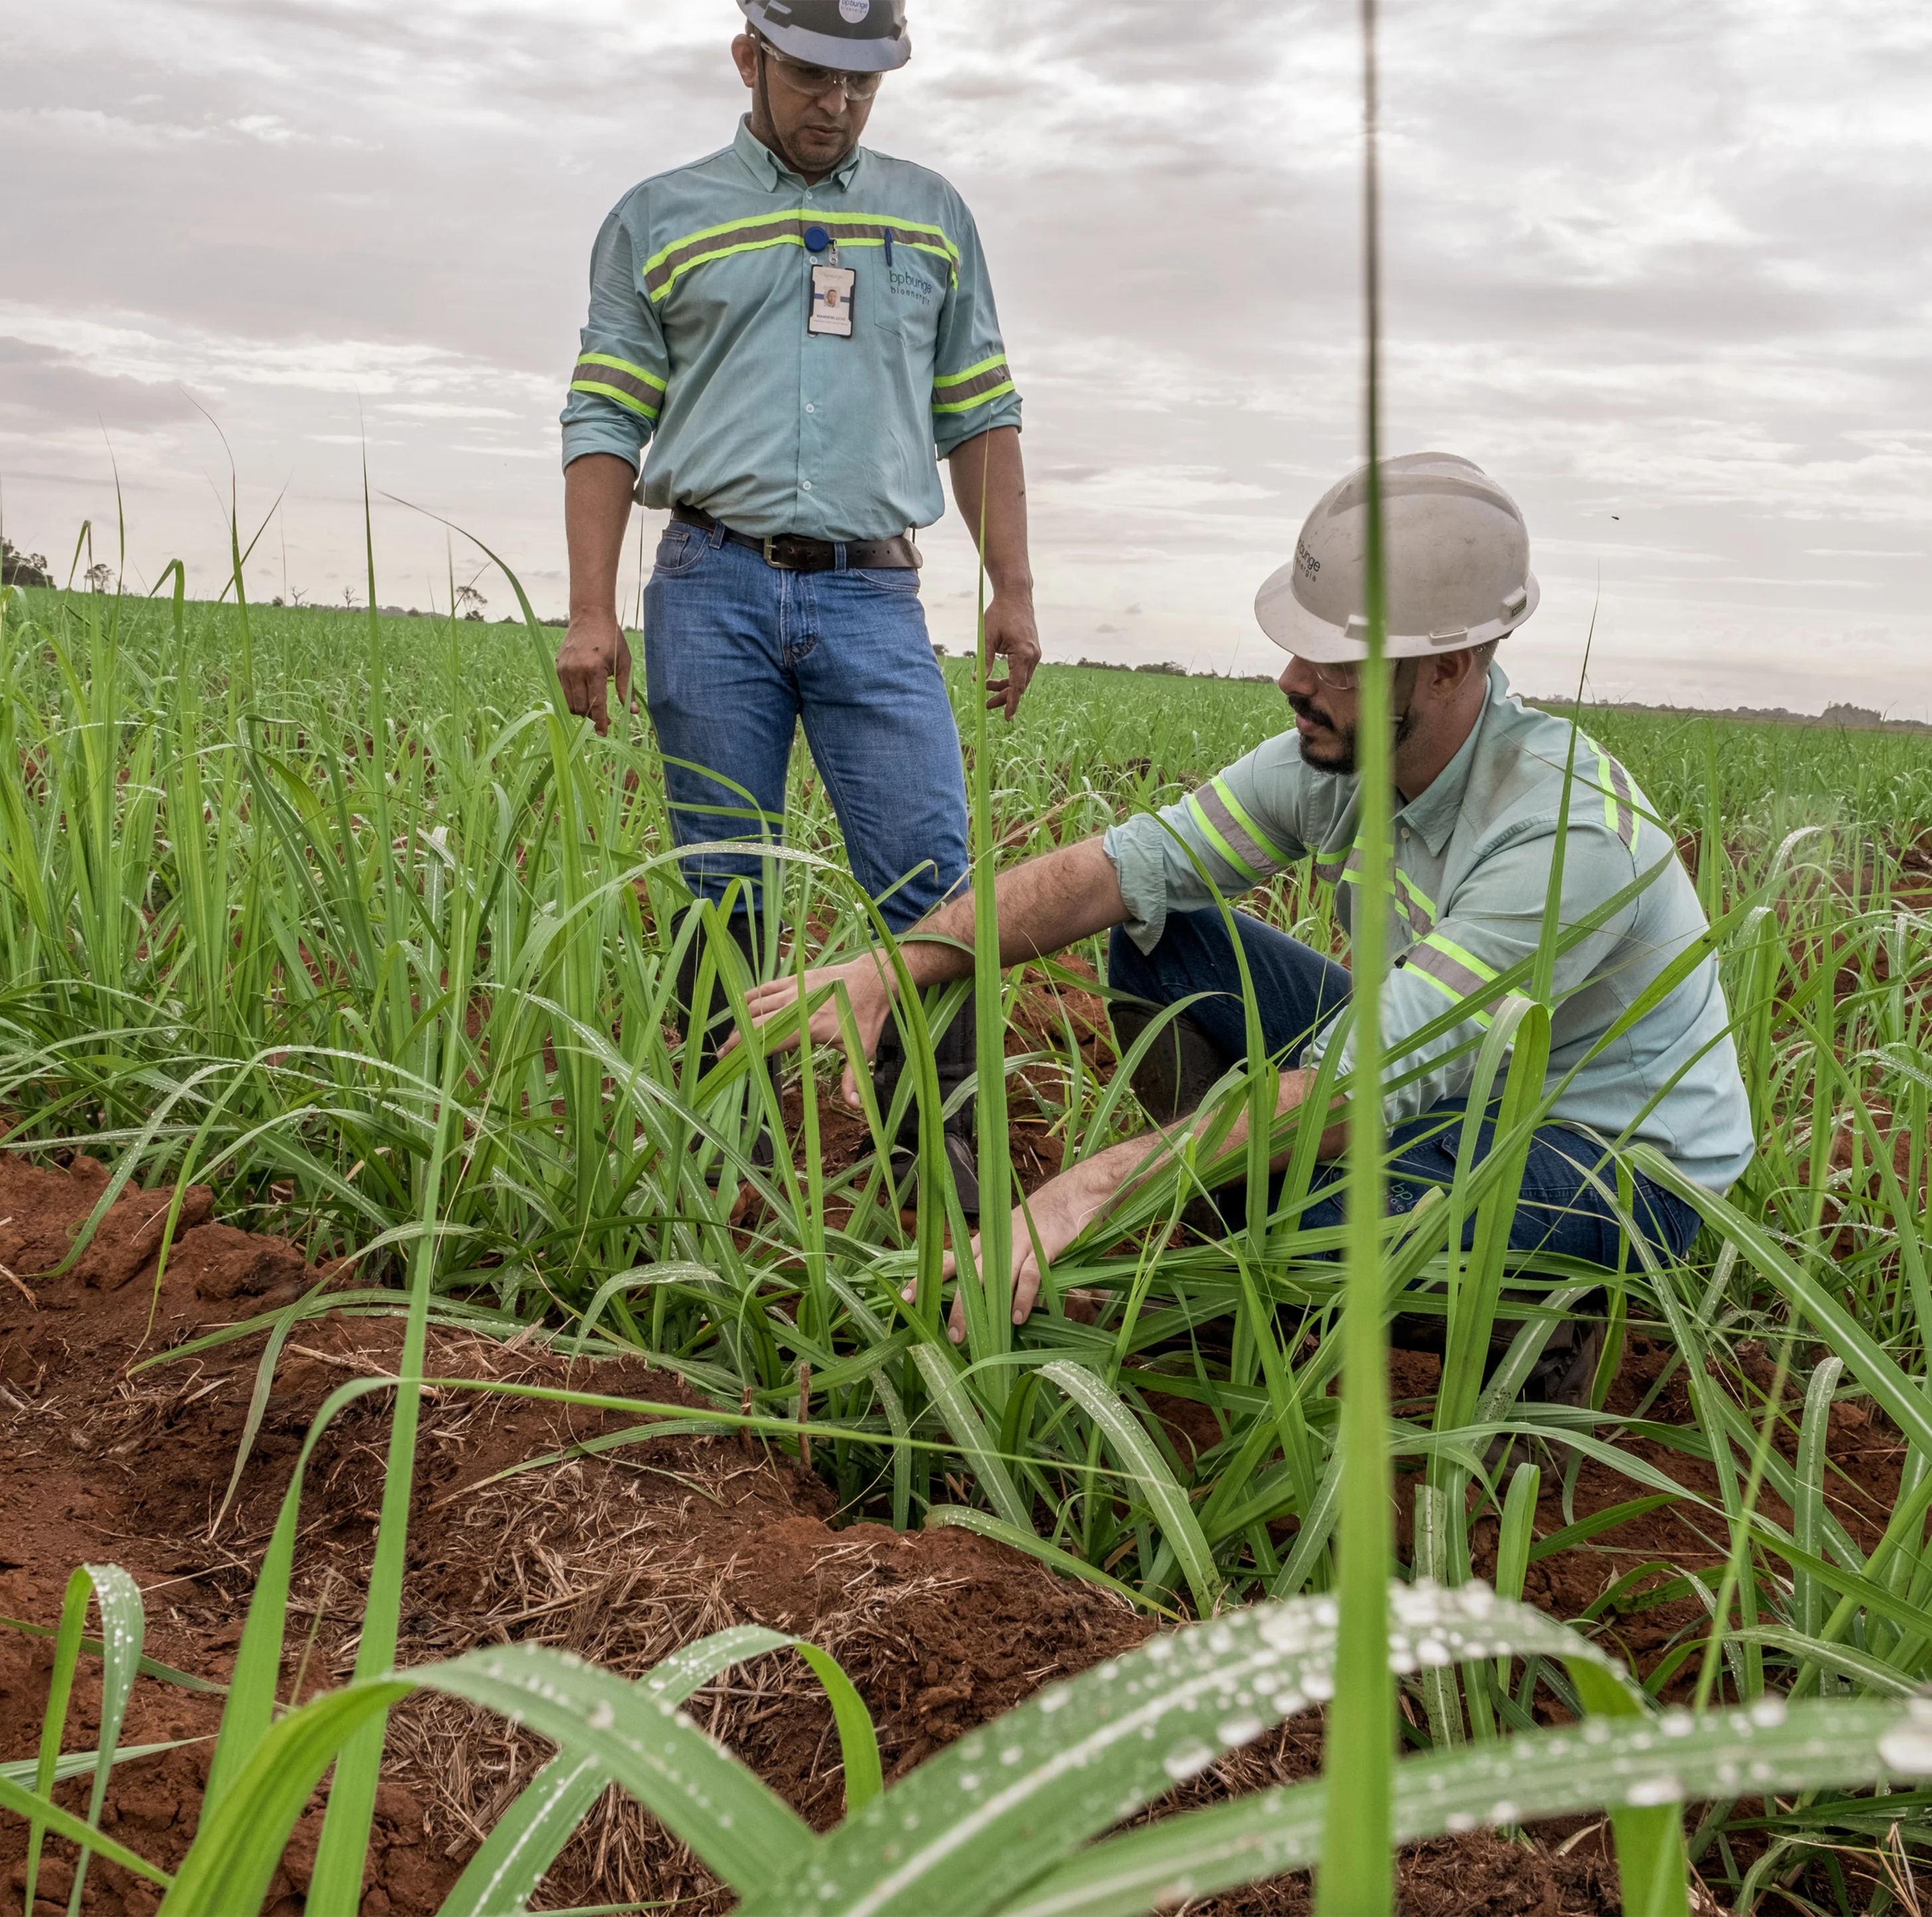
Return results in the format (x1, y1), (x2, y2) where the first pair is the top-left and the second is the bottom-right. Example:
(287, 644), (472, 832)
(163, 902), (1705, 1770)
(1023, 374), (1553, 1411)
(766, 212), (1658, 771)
(671, 503), (920, 572)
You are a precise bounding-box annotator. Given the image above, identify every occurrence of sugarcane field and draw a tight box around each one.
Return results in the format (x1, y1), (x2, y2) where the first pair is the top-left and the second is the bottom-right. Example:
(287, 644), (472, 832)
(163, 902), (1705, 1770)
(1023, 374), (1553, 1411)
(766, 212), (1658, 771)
(3, 3), (1931, 1916)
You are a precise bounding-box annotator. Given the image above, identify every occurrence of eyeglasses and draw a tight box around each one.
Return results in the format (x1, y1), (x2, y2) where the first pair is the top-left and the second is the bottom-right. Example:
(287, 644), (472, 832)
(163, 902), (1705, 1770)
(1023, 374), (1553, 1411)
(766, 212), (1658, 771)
(1295, 656), (1362, 690)
(759, 43), (886, 102)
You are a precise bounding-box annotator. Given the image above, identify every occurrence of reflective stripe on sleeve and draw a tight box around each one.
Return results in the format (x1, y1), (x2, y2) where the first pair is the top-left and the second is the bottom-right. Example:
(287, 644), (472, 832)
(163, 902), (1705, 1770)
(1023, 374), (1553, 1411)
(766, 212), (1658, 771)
(1578, 731), (1642, 854)
(932, 353), (1016, 416)
(1602, 753), (1640, 853)
(1184, 775), (1293, 884)
(569, 353), (666, 420)
(643, 210), (959, 302)
(1403, 932), (1501, 1027)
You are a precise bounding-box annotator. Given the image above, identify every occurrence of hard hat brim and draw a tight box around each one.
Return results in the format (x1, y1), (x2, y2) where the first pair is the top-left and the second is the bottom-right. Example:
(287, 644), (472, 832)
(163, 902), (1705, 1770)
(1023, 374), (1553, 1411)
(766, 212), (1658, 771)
(1254, 563), (1540, 660)
(739, 4), (912, 71)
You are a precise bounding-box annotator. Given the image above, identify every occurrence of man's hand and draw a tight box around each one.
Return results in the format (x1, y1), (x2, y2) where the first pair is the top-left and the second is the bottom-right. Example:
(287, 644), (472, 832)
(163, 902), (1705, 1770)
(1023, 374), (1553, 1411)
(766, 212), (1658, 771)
(983, 591), (1040, 720)
(912, 1145), (1134, 1343)
(735, 954), (899, 1108)
(555, 610), (632, 737)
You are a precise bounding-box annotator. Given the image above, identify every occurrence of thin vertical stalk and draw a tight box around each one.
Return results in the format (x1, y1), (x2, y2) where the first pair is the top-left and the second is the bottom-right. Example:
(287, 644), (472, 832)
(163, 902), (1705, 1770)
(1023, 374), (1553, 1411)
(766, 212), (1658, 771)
(969, 434), (1014, 1388)
(1315, 0), (1395, 1906)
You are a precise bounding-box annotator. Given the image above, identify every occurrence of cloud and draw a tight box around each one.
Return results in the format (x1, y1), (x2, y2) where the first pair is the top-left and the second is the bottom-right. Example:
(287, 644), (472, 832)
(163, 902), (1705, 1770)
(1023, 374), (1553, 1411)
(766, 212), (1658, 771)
(3, 0), (1929, 715)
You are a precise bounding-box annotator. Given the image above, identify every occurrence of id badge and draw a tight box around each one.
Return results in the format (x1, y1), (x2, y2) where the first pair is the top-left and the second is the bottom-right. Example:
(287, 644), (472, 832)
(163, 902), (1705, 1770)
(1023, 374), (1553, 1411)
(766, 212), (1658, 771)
(809, 264), (856, 337)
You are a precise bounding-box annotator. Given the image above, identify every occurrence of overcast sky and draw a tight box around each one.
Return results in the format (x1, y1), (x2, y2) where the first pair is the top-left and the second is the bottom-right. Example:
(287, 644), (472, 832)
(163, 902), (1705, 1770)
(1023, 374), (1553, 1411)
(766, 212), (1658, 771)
(6, 0), (1929, 714)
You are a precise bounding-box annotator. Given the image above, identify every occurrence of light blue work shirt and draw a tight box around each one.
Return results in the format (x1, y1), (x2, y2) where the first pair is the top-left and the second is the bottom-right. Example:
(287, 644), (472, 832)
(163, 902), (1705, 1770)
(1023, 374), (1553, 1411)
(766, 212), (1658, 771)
(1103, 667), (1755, 1191)
(559, 118), (1021, 542)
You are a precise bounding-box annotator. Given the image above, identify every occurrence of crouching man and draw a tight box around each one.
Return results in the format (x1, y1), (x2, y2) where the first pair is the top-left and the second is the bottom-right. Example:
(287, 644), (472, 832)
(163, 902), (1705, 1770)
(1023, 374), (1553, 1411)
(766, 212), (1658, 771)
(741, 453), (1754, 1399)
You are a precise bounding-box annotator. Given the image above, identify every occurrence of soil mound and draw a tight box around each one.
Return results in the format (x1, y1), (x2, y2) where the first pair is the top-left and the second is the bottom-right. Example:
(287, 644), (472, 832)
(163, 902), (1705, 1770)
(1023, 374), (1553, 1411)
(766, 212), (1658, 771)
(0, 1152), (1627, 1915)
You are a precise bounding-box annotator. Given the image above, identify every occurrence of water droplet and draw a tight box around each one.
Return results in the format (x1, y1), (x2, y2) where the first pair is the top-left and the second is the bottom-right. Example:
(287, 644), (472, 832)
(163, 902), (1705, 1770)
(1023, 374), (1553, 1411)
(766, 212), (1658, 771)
(1660, 1711), (1695, 1738)
(1447, 1813), (1476, 1833)
(1271, 1691), (1305, 1716)
(1749, 1697), (1788, 1729)
(1625, 1775), (1684, 1807)
(1217, 1714), (1266, 1748)
(1163, 1741), (1218, 1782)
(1879, 1728), (1932, 1775)
(1303, 1673), (1334, 1702)
(1208, 1625), (1236, 1654)
(961, 1773), (981, 1791)
(589, 1700), (615, 1732)
(1490, 1801), (1521, 1824)
(1040, 1686), (1070, 1713)
(1146, 1639), (1174, 1662)
(1001, 1746), (1023, 1766)
(1416, 1638), (1453, 1669)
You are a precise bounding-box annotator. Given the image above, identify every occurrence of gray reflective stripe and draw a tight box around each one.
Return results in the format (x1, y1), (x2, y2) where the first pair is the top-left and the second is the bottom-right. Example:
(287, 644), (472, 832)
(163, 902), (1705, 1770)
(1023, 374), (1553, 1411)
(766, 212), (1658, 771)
(1404, 938), (1499, 1024)
(932, 357), (1016, 415)
(644, 212), (957, 301)
(1392, 882), (1434, 938)
(570, 358), (664, 417)
(1190, 781), (1288, 882)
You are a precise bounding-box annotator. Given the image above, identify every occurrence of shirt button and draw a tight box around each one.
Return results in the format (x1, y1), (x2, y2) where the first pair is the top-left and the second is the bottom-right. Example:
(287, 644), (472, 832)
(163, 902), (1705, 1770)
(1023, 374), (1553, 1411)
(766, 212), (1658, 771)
(805, 403), (816, 414)
(802, 480), (814, 492)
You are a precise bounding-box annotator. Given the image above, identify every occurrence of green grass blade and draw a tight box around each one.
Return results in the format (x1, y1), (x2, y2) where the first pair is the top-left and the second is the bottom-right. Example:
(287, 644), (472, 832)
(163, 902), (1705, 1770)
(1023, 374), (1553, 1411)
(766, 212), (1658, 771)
(997, 1698), (1932, 1917)
(738, 1584), (1612, 1917)
(911, 1345), (1033, 1532)
(1039, 1360), (1218, 1615)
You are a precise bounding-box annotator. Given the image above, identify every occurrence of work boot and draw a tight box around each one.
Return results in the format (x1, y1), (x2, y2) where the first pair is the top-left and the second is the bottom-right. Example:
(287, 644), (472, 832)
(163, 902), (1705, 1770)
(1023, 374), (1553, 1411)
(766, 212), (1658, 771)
(872, 991), (980, 1217)
(673, 906), (781, 1171)
(1110, 1001), (1238, 1234)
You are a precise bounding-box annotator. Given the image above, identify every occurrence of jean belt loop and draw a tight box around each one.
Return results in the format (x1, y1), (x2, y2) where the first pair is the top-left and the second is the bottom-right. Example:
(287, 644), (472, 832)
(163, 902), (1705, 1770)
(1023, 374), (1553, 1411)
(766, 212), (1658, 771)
(708, 520), (727, 550)
(834, 541), (848, 572)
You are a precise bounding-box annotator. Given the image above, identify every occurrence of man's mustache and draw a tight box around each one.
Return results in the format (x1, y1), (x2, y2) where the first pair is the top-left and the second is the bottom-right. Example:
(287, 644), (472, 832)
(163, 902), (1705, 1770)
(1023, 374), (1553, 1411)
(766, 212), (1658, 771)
(1287, 693), (1339, 733)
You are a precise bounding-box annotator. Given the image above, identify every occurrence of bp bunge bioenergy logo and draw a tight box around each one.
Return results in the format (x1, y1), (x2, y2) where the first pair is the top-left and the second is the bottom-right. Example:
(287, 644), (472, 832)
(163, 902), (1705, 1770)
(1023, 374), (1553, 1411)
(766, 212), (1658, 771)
(887, 263), (936, 306)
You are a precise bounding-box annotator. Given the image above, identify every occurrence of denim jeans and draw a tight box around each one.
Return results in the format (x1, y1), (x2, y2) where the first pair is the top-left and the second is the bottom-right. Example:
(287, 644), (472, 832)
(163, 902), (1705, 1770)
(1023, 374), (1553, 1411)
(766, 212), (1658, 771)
(1108, 908), (1702, 1268)
(643, 522), (969, 933)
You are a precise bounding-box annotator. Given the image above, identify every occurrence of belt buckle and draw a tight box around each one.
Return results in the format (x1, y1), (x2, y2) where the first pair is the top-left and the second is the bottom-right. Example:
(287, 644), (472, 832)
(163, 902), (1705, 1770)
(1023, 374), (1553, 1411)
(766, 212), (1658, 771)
(762, 535), (797, 571)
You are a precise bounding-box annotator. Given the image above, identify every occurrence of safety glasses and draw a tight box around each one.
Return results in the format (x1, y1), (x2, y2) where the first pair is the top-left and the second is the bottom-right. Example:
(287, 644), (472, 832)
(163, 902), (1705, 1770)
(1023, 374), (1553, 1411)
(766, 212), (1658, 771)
(759, 43), (886, 102)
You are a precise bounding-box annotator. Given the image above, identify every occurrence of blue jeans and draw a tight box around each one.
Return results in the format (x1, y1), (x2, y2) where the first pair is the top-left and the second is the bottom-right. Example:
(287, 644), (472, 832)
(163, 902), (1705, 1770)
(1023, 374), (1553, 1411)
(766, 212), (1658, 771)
(643, 522), (969, 933)
(1108, 908), (1702, 1269)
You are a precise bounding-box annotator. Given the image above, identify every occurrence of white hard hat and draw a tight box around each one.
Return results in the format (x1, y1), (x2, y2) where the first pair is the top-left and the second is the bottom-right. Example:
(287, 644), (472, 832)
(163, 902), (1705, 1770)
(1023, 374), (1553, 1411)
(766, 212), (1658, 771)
(1254, 452), (1540, 662)
(739, 0), (912, 72)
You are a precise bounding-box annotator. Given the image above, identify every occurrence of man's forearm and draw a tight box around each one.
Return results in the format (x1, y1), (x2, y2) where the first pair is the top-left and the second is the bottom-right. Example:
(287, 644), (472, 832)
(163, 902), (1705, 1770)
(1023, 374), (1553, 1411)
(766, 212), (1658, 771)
(566, 453), (637, 622)
(894, 837), (1127, 989)
(947, 427), (1032, 598)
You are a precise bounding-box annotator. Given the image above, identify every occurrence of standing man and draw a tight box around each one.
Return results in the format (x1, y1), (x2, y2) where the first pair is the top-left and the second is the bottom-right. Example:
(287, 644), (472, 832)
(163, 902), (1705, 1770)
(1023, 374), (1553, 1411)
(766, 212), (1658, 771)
(556, 0), (1038, 1205)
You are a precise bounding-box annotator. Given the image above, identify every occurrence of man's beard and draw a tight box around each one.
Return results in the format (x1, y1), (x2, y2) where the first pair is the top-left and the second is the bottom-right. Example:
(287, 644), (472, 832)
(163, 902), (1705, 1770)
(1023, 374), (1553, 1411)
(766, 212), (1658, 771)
(1287, 693), (1416, 777)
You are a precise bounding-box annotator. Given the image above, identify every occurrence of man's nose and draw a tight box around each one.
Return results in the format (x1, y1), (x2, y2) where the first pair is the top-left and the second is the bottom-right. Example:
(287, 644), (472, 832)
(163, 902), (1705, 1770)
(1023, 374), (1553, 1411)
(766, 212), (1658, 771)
(1278, 655), (1315, 696)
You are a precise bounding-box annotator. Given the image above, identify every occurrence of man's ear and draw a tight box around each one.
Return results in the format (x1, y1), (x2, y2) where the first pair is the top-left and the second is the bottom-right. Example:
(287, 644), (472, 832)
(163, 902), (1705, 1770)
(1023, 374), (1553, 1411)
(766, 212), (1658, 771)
(731, 34), (759, 87)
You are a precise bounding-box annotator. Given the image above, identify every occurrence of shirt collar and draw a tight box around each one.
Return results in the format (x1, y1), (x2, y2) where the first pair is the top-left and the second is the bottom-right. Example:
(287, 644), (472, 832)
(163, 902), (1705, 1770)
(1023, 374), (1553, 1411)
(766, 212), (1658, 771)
(1397, 664), (1507, 856)
(732, 114), (862, 192)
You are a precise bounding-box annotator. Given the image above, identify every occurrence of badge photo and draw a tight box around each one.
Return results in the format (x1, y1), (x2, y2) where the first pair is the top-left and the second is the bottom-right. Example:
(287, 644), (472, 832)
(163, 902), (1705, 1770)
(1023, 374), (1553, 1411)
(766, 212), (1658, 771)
(809, 263), (856, 338)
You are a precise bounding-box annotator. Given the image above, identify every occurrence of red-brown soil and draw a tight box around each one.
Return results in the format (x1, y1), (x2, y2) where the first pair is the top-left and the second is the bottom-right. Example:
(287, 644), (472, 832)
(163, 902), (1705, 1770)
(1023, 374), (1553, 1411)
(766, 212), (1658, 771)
(0, 1147), (1902, 1915)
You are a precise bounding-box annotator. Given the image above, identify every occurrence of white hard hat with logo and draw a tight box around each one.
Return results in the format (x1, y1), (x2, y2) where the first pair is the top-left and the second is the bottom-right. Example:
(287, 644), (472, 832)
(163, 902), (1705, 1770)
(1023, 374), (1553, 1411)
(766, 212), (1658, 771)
(1254, 452), (1540, 662)
(738, 0), (912, 72)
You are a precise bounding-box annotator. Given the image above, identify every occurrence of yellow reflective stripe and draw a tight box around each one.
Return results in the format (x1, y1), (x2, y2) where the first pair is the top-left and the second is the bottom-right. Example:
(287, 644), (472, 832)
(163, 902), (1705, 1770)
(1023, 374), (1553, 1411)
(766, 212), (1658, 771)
(1207, 777), (1292, 874)
(1405, 959), (1496, 1030)
(570, 354), (666, 419)
(1422, 931), (1499, 983)
(932, 353), (1015, 415)
(1185, 790), (1263, 884)
(643, 209), (959, 301)
(1577, 730), (1642, 855)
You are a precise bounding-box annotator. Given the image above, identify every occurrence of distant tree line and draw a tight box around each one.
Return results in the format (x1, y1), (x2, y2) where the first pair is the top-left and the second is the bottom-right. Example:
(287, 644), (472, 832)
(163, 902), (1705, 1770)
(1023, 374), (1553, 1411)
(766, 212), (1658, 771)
(2, 538), (52, 588)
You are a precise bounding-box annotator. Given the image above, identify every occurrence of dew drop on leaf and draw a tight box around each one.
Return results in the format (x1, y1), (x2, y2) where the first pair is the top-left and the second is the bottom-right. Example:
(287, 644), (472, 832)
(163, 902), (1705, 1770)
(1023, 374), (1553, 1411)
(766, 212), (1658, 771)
(1625, 1775), (1684, 1806)
(1162, 1741), (1218, 1782)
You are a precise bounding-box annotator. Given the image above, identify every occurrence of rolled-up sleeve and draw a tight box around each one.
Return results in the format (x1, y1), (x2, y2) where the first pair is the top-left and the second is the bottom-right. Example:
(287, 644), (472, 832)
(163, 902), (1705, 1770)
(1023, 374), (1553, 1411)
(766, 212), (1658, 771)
(561, 197), (670, 474)
(1307, 823), (1640, 1122)
(930, 203), (1022, 457)
(1103, 740), (1311, 954)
